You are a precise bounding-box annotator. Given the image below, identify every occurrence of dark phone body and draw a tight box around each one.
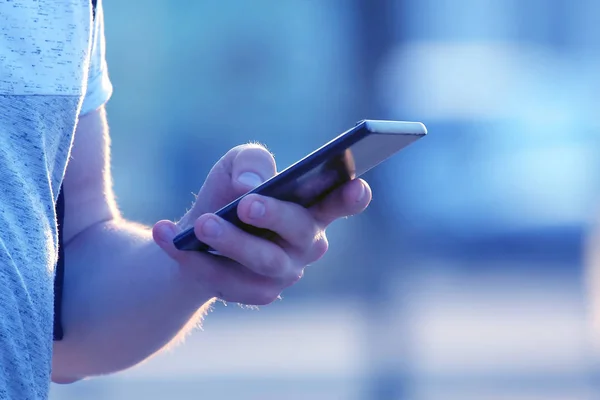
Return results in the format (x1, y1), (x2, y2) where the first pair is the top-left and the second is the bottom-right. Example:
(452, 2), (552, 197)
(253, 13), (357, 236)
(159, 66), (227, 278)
(173, 120), (427, 252)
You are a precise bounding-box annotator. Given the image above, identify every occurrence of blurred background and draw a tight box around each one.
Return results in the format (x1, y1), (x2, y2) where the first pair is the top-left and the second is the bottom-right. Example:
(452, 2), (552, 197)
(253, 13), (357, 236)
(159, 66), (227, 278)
(51, 0), (600, 399)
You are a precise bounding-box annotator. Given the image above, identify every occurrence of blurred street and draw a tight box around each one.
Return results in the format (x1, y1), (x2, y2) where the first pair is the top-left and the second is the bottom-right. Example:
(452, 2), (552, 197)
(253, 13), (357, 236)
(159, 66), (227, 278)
(51, 265), (594, 399)
(50, 0), (600, 398)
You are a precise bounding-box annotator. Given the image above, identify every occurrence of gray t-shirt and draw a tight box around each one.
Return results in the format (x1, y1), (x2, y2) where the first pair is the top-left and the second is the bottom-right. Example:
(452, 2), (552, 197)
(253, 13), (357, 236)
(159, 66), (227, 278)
(0, 1), (112, 398)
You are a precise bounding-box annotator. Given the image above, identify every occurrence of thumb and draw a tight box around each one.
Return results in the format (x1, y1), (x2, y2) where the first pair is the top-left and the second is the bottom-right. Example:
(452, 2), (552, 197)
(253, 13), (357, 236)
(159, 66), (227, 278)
(190, 143), (277, 216)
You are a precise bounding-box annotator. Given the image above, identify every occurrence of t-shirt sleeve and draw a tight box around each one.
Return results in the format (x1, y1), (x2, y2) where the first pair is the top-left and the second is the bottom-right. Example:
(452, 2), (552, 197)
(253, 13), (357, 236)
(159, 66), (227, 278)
(80, 0), (113, 116)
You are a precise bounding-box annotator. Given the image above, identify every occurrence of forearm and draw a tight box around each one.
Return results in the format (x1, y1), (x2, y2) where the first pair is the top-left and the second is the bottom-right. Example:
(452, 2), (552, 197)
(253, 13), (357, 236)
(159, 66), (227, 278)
(52, 217), (215, 382)
(50, 107), (365, 384)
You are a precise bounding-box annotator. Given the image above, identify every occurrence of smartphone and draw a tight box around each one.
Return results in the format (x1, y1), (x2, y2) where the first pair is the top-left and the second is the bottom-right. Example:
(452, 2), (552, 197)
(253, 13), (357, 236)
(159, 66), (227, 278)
(173, 119), (427, 252)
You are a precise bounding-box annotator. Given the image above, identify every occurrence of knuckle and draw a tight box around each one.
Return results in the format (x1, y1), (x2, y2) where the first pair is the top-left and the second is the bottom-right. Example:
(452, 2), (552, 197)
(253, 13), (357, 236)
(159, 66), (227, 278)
(261, 248), (288, 277)
(280, 206), (319, 247)
(220, 145), (249, 167)
(235, 144), (276, 168)
(193, 217), (208, 240)
(229, 143), (265, 157)
(311, 233), (329, 261)
(245, 142), (273, 157)
(194, 215), (228, 243)
(252, 288), (281, 306)
(260, 197), (280, 225)
(300, 223), (320, 247)
(283, 268), (304, 288)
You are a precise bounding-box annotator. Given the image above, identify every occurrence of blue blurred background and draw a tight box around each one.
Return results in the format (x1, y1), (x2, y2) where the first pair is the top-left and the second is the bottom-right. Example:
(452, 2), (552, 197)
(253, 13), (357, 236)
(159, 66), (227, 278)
(50, 0), (600, 399)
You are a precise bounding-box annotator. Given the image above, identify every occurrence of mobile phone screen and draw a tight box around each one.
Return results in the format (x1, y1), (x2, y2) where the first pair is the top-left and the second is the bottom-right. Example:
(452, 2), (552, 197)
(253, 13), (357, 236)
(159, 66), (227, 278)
(255, 149), (356, 208)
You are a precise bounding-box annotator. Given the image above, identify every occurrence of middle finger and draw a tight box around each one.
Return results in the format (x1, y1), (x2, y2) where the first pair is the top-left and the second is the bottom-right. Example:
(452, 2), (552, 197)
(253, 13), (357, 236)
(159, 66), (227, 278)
(193, 213), (297, 281)
(236, 193), (322, 251)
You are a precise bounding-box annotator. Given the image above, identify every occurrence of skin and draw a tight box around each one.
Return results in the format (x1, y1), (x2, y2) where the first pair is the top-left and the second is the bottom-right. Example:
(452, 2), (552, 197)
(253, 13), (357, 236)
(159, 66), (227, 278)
(51, 106), (372, 382)
(586, 220), (600, 356)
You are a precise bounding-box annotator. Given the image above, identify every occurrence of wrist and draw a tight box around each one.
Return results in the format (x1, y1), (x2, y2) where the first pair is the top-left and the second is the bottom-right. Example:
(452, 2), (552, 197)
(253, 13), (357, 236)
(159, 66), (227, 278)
(152, 219), (219, 305)
(150, 238), (215, 305)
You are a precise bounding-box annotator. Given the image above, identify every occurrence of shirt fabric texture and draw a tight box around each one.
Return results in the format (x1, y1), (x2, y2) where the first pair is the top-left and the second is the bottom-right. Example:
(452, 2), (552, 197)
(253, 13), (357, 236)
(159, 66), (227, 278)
(0, 0), (112, 398)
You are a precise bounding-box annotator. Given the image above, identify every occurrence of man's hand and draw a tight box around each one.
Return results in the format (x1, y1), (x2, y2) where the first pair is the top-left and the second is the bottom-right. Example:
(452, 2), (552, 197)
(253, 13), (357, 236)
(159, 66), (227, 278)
(152, 144), (372, 305)
(54, 110), (370, 381)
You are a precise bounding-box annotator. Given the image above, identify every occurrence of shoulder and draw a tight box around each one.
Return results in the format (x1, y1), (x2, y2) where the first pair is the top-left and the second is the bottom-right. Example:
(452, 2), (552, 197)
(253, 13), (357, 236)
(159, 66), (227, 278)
(0, 0), (95, 96)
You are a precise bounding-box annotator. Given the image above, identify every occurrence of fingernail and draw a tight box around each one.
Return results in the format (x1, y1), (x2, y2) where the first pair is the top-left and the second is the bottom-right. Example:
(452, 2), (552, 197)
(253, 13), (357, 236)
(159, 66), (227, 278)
(249, 200), (265, 219)
(237, 172), (263, 188)
(156, 223), (178, 242)
(356, 182), (366, 203)
(202, 218), (223, 237)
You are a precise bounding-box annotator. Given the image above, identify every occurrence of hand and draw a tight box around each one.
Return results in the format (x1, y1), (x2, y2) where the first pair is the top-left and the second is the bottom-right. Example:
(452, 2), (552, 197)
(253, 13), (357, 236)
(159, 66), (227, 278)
(152, 144), (372, 305)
